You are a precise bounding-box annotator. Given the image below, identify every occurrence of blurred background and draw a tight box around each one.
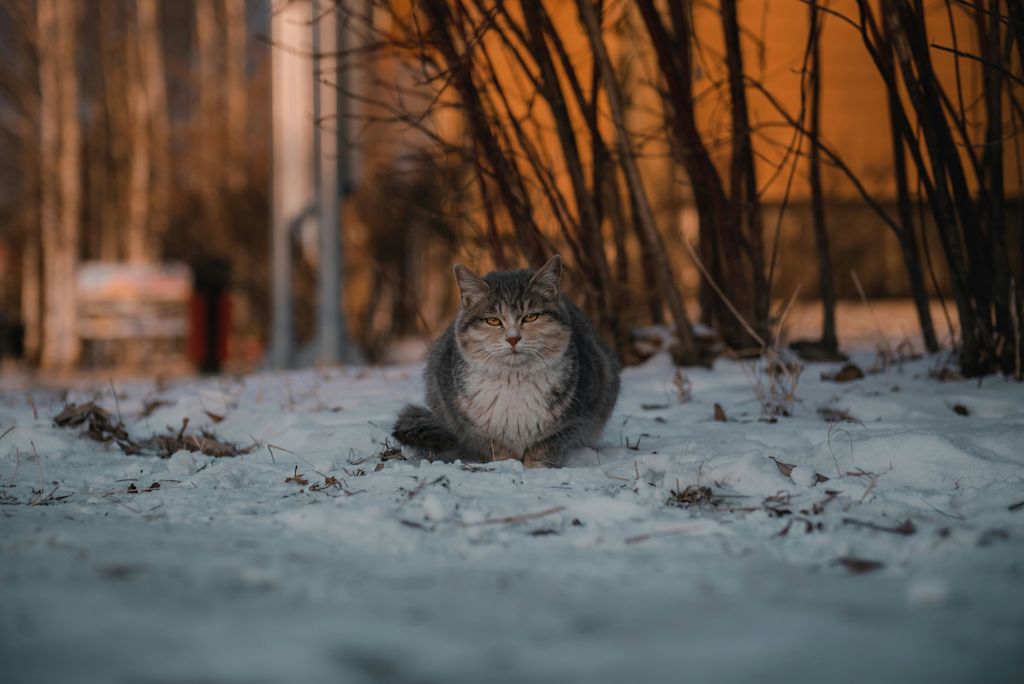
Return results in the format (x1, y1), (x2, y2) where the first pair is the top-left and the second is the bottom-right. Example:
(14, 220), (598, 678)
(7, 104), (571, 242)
(0, 0), (1020, 377)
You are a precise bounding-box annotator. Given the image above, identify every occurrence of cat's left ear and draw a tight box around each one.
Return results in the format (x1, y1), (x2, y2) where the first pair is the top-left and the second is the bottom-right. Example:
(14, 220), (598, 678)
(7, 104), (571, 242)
(528, 255), (561, 301)
(453, 264), (489, 308)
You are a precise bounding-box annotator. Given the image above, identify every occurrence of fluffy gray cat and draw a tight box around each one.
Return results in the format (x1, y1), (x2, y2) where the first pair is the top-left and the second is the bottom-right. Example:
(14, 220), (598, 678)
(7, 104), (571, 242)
(392, 255), (620, 467)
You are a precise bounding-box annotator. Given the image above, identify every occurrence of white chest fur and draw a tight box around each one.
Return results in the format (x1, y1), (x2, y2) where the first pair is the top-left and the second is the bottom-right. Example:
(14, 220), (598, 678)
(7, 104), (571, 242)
(458, 364), (563, 456)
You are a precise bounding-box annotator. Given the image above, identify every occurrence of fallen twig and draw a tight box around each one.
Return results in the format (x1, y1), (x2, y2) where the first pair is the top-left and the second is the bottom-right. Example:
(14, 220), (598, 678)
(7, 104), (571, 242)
(458, 505), (564, 527)
(842, 518), (916, 535)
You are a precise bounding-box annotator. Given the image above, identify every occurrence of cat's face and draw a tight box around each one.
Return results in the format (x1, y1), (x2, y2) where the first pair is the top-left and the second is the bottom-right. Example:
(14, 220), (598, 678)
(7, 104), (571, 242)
(453, 256), (571, 368)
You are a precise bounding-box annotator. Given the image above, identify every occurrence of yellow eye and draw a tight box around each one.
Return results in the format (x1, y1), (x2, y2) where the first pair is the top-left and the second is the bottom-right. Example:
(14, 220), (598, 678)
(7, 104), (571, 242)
(523, 313), (539, 323)
(485, 317), (502, 327)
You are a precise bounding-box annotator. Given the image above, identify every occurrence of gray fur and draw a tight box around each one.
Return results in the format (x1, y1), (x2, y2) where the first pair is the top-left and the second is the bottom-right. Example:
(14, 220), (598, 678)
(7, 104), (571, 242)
(392, 256), (620, 467)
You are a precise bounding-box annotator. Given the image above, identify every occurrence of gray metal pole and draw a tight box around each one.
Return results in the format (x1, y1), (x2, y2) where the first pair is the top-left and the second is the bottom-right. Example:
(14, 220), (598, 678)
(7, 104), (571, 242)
(270, 1), (315, 369)
(314, 1), (353, 365)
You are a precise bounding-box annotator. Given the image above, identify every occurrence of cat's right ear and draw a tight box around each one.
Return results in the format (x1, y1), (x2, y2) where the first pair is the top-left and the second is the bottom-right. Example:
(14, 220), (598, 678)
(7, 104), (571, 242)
(453, 264), (489, 308)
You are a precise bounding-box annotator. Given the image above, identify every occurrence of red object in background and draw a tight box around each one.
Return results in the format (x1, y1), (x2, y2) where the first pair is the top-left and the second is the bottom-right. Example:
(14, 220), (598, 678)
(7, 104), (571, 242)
(188, 294), (231, 372)
(188, 258), (232, 373)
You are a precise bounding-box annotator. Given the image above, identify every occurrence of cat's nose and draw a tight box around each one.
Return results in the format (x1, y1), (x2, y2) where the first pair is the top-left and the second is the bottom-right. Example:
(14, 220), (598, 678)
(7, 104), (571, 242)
(506, 335), (521, 348)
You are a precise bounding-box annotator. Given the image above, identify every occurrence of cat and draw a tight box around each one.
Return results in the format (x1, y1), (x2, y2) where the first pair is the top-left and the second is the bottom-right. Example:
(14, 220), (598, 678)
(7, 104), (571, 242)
(392, 255), (620, 467)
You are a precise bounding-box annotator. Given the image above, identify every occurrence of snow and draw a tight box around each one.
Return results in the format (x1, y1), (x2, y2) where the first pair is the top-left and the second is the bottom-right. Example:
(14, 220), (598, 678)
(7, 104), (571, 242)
(1, 352), (1023, 683)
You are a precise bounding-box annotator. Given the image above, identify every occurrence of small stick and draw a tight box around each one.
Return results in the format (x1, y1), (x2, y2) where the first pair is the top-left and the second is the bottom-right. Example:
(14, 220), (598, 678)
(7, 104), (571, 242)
(108, 378), (123, 425)
(458, 506), (565, 527)
(851, 269), (892, 359)
(268, 443), (329, 479)
(626, 527), (703, 545)
(30, 441), (43, 494)
(0, 425), (14, 442)
(923, 499), (965, 521)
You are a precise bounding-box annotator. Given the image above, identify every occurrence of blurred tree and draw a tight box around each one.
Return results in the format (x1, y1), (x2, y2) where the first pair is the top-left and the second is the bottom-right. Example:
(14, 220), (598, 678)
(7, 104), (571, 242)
(224, 0), (247, 192)
(37, 0), (82, 369)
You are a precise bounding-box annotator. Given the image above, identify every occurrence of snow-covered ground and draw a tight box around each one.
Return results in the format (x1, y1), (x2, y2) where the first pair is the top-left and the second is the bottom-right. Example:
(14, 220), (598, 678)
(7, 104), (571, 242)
(2, 350), (1022, 683)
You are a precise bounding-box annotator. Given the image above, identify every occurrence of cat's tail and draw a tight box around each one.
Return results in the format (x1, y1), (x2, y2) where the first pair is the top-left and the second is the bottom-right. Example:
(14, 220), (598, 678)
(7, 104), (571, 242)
(392, 404), (458, 453)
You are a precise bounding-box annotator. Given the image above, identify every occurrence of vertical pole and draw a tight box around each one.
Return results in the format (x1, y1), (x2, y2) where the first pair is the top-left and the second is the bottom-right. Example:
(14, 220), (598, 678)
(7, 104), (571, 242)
(315, 1), (354, 364)
(270, 1), (315, 368)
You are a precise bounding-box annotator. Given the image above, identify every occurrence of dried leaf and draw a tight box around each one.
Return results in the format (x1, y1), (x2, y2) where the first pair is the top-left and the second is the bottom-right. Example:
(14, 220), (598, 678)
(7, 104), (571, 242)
(285, 466), (309, 486)
(818, 406), (854, 422)
(836, 556), (883, 574)
(770, 456), (795, 477)
(951, 403), (970, 416)
(667, 485), (721, 509)
(713, 403), (727, 422)
(139, 399), (172, 418)
(309, 475), (341, 492)
(379, 444), (405, 461)
(931, 367), (963, 382)
(822, 363), (865, 383)
(978, 529), (1009, 546)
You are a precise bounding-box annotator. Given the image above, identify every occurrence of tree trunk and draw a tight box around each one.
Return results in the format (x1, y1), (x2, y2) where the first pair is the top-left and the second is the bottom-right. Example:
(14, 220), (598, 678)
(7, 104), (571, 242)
(721, 0), (769, 342)
(521, 2), (621, 352)
(139, 0), (170, 257)
(807, 0), (838, 352)
(195, 0), (222, 224)
(21, 231), (41, 363)
(577, 0), (697, 360)
(881, 15), (938, 353)
(634, 0), (754, 350)
(419, 1), (547, 267)
(225, 0), (248, 191)
(125, 8), (152, 264)
(38, 0), (82, 369)
(98, 0), (127, 260)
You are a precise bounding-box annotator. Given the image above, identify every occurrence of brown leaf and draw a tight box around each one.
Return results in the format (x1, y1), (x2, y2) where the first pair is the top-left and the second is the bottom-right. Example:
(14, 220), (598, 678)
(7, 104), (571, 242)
(931, 367), (963, 382)
(713, 403), (727, 422)
(309, 475), (341, 492)
(952, 403), (970, 416)
(139, 399), (172, 418)
(667, 485), (721, 509)
(204, 410), (225, 424)
(379, 445), (405, 461)
(770, 456), (795, 477)
(285, 466), (309, 486)
(818, 406), (854, 422)
(836, 556), (883, 574)
(822, 363), (865, 383)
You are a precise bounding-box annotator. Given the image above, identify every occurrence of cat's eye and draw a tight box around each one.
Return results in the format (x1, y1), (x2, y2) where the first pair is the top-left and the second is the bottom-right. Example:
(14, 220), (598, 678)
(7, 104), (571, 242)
(522, 313), (539, 323)
(484, 317), (502, 327)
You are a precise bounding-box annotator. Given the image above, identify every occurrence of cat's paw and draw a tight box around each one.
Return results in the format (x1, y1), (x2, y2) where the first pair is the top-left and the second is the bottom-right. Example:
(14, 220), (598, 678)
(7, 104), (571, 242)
(521, 452), (550, 469)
